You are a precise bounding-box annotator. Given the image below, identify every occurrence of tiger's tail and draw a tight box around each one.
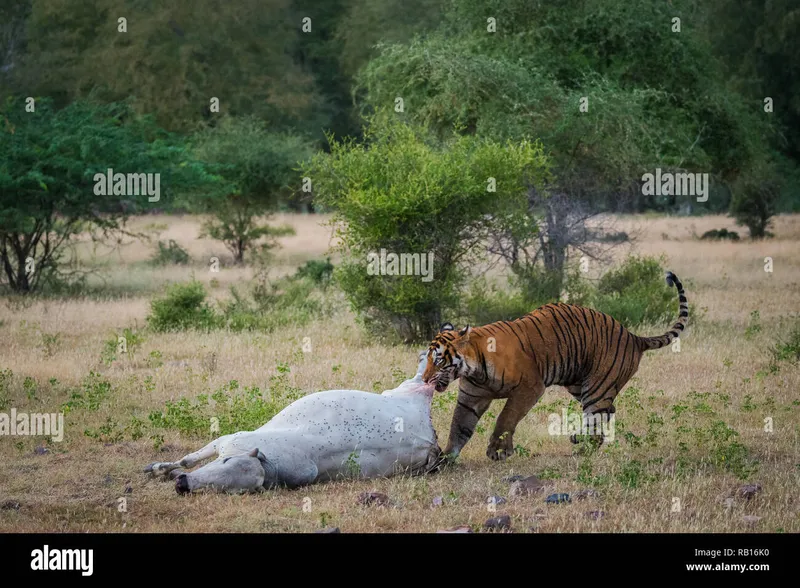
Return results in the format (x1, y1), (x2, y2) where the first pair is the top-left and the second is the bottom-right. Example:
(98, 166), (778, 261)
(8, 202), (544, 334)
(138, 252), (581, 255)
(637, 271), (688, 351)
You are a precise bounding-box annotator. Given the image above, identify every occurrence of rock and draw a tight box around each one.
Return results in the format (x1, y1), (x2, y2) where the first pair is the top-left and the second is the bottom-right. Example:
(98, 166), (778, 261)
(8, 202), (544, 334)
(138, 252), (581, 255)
(502, 474), (524, 483)
(574, 489), (600, 500)
(437, 525), (472, 533)
(545, 493), (571, 504)
(737, 484), (762, 500)
(315, 527), (341, 533)
(484, 515), (512, 531)
(509, 475), (551, 497)
(487, 495), (507, 507)
(586, 510), (605, 520)
(431, 496), (444, 507)
(358, 491), (390, 507)
(103, 474), (113, 485)
(33, 446), (49, 455)
(742, 515), (762, 526)
(0, 501), (20, 511)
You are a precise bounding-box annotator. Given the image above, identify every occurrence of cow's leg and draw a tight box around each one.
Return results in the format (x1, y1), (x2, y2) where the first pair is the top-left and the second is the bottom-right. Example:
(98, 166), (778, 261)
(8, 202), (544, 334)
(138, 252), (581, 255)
(145, 436), (227, 479)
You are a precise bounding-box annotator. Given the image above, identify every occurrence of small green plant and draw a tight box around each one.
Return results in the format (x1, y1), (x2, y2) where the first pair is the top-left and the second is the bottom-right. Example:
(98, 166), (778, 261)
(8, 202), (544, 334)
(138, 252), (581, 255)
(61, 372), (113, 413)
(514, 444), (531, 458)
(151, 239), (191, 265)
(0, 368), (12, 410)
(21, 376), (37, 402)
(126, 416), (146, 441)
(770, 323), (800, 365)
(344, 451), (361, 477)
(147, 350), (164, 368)
(40, 332), (61, 357)
(744, 310), (762, 338)
(616, 459), (650, 488)
(101, 328), (145, 365)
(538, 466), (560, 479)
(84, 417), (124, 443)
(150, 434), (165, 451)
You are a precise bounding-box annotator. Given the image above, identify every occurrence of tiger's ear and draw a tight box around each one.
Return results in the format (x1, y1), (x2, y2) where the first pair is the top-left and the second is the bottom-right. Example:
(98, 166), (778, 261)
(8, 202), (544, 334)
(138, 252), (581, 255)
(459, 325), (472, 338)
(440, 322), (455, 332)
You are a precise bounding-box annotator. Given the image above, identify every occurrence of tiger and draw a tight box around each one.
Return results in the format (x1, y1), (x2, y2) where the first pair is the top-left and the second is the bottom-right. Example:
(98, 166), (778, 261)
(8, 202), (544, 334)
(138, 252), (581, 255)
(421, 271), (688, 461)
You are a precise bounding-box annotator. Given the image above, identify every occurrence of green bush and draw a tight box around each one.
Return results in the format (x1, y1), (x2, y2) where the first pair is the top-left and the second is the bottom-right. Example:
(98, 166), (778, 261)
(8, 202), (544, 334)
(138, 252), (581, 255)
(148, 371), (303, 438)
(294, 258), (334, 286)
(463, 278), (535, 325)
(592, 256), (677, 329)
(220, 274), (331, 333)
(771, 323), (800, 364)
(151, 240), (191, 265)
(302, 115), (551, 342)
(147, 281), (221, 332)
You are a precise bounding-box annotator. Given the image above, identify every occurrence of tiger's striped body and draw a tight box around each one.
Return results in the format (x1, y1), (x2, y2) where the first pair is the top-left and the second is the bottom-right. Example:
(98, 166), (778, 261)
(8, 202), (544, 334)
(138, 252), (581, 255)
(422, 271), (688, 461)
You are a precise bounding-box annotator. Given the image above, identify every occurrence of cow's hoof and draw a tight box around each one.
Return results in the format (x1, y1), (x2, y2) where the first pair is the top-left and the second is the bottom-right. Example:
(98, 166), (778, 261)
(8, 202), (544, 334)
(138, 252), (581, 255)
(167, 468), (185, 481)
(175, 474), (190, 495)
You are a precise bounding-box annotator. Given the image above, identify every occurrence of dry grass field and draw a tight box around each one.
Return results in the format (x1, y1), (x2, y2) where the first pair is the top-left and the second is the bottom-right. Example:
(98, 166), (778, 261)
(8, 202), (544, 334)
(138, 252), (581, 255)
(1, 213), (798, 533)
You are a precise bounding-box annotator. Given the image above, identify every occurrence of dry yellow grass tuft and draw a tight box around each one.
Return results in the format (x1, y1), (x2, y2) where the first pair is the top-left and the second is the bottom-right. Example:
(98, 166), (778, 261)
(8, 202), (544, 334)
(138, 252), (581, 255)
(0, 214), (798, 533)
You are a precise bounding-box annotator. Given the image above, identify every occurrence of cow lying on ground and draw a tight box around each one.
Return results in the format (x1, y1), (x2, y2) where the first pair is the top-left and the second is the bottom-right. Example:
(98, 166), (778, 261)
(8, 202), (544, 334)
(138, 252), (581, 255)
(144, 351), (443, 494)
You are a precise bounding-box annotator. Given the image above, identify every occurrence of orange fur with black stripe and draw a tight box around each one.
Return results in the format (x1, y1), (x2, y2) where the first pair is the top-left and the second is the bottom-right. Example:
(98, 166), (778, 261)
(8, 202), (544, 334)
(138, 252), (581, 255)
(422, 271), (688, 461)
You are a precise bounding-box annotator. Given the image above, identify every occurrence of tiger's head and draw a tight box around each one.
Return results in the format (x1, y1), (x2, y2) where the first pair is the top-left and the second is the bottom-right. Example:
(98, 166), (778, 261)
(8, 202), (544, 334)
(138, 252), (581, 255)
(422, 322), (473, 392)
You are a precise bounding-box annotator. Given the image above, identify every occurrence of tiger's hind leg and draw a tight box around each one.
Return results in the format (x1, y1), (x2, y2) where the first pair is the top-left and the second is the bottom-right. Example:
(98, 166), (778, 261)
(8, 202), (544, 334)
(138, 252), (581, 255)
(568, 384), (614, 451)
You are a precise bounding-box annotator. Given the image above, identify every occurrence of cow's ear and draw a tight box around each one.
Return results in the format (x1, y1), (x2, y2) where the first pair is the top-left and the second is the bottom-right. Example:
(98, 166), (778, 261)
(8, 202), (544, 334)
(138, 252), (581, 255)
(459, 325), (472, 338)
(440, 322), (455, 332)
(248, 448), (259, 458)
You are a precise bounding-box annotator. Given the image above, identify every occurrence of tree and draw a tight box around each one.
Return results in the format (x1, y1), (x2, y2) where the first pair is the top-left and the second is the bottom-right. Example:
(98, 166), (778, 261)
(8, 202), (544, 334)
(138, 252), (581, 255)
(0, 96), (214, 293)
(302, 115), (550, 341)
(191, 116), (313, 264)
(730, 163), (781, 239)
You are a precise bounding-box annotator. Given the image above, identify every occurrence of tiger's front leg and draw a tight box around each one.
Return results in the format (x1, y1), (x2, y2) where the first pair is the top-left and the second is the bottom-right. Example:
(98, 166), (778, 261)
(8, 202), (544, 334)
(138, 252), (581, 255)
(444, 382), (492, 460)
(487, 379), (545, 461)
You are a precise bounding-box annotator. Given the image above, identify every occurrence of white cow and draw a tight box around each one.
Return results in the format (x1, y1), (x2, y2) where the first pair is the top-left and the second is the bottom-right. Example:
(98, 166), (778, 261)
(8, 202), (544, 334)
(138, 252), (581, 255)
(144, 351), (443, 494)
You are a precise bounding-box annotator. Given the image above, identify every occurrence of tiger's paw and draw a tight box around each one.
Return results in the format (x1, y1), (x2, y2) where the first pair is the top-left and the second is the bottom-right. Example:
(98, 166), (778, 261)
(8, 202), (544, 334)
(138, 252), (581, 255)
(487, 436), (514, 461)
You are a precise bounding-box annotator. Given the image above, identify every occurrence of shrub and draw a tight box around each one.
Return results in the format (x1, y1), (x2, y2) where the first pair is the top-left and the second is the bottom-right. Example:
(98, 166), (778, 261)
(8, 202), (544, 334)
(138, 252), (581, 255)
(147, 281), (221, 332)
(302, 115), (551, 342)
(730, 164), (780, 239)
(771, 323), (800, 364)
(700, 228), (740, 241)
(294, 258), (334, 286)
(592, 255), (677, 329)
(463, 278), (535, 325)
(220, 274), (330, 333)
(151, 240), (191, 265)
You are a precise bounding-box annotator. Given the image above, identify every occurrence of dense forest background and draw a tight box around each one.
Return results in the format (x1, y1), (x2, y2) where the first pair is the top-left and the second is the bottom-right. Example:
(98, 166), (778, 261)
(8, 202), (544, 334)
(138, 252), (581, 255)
(3, 0), (797, 211)
(1, 0), (799, 338)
